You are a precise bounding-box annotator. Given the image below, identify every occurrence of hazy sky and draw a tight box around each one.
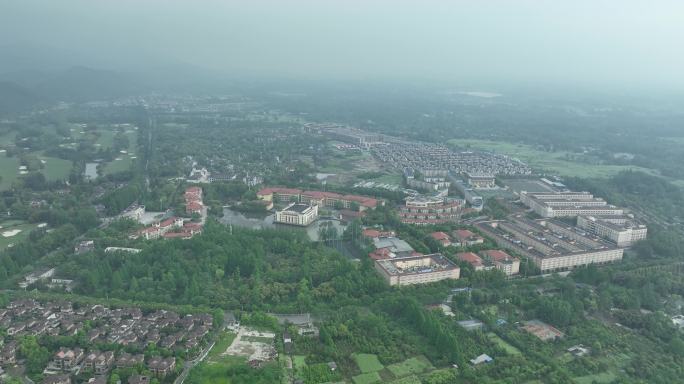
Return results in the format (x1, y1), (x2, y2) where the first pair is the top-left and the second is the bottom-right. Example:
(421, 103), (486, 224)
(2, 0), (684, 89)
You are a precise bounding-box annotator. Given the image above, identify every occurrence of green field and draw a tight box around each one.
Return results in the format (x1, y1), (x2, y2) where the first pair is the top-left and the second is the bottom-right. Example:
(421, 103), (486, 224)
(293, 355), (307, 369)
(487, 333), (521, 355)
(101, 129), (138, 175)
(38, 154), (72, 181)
(0, 221), (39, 250)
(448, 139), (657, 178)
(385, 356), (433, 377)
(206, 331), (237, 362)
(388, 375), (421, 384)
(352, 372), (382, 384)
(352, 353), (384, 373)
(0, 154), (20, 190)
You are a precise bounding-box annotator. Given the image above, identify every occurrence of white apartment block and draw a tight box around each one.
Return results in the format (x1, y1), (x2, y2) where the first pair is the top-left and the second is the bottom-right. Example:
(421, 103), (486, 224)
(577, 215), (647, 247)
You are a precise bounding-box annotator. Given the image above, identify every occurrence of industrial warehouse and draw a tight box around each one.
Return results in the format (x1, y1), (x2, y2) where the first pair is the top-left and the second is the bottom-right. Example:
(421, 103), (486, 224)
(374, 253), (461, 286)
(476, 215), (624, 272)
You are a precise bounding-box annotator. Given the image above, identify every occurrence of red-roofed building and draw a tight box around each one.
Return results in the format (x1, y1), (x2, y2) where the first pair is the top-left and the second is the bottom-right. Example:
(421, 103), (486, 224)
(162, 232), (193, 240)
(481, 250), (520, 276)
(256, 187), (382, 212)
(430, 232), (451, 246)
(369, 247), (394, 260)
(457, 252), (486, 271)
(362, 229), (396, 239)
(186, 201), (203, 215)
(185, 187), (203, 201)
(452, 229), (484, 247)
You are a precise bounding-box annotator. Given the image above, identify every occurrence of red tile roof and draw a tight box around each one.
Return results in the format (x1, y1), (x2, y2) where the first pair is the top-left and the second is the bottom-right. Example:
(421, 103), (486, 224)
(483, 250), (515, 262)
(454, 229), (475, 240)
(457, 252), (484, 267)
(159, 217), (178, 227)
(430, 231), (450, 241)
(369, 247), (393, 260)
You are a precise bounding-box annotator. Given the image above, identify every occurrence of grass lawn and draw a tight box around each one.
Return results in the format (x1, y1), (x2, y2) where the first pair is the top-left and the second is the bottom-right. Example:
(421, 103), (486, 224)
(353, 353), (384, 373)
(352, 372), (382, 384)
(37, 154), (72, 181)
(487, 333), (521, 355)
(187, 356), (280, 384)
(573, 371), (617, 384)
(206, 331), (237, 362)
(387, 375), (421, 384)
(448, 139), (657, 178)
(0, 154), (19, 190)
(385, 356), (433, 378)
(0, 221), (38, 250)
(101, 130), (138, 175)
(293, 355), (307, 369)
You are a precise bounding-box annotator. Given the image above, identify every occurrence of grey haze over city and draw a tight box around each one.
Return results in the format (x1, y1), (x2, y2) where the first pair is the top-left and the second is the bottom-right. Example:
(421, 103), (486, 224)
(2, 0), (684, 91)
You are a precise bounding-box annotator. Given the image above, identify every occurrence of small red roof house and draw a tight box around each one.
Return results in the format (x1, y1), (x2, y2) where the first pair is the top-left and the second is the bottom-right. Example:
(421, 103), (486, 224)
(457, 252), (485, 271)
(159, 217), (183, 229)
(186, 201), (203, 215)
(483, 250), (513, 262)
(430, 231), (451, 246)
(181, 222), (203, 235)
(362, 229), (396, 239)
(452, 229), (484, 246)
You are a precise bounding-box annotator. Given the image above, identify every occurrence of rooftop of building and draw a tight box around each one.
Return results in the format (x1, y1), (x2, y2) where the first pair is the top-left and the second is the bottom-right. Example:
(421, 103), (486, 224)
(281, 203), (315, 214)
(376, 253), (458, 276)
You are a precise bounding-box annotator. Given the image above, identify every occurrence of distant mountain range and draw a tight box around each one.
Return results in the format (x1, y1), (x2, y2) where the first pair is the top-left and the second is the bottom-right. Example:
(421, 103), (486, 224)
(0, 66), (144, 114)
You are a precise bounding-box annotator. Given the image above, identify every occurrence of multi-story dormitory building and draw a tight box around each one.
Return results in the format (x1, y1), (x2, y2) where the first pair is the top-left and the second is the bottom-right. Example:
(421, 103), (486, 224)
(577, 215), (647, 247)
(520, 191), (624, 218)
(477, 216), (624, 273)
(257, 187), (381, 211)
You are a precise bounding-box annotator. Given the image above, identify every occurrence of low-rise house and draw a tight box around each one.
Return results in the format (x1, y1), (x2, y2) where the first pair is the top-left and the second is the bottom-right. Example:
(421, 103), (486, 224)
(117, 353), (145, 369)
(0, 341), (17, 366)
(83, 350), (115, 374)
(147, 356), (176, 376)
(53, 347), (84, 371)
(75, 240), (95, 254)
(430, 231), (451, 247)
(452, 229), (484, 247)
(457, 252), (486, 271)
(481, 249), (520, 276)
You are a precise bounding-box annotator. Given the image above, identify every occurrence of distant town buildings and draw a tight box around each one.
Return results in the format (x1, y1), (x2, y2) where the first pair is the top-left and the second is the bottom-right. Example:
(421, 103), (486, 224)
(374, 253), (460, 286)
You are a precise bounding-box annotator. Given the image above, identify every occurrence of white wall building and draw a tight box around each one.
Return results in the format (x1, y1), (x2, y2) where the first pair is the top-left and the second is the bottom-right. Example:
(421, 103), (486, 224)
(275, 203), (318, 226)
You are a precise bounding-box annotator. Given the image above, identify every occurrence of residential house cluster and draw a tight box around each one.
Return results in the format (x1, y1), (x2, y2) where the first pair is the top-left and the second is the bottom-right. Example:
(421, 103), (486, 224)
(184, 186), (204, 215)
(0, 299), (214, 382)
